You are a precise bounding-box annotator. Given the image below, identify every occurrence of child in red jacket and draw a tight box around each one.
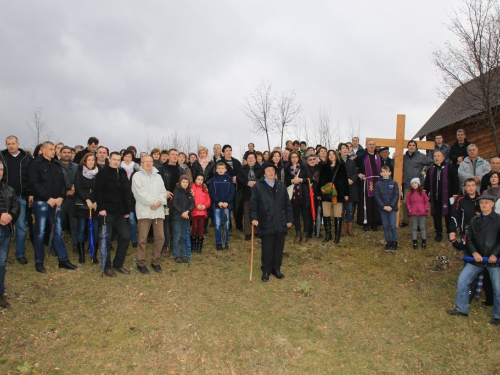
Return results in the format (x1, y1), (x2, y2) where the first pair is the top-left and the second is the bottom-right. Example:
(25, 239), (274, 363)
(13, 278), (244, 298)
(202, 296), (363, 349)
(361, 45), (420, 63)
(406, 177), (429, 250)
(191, 174), (211, 253)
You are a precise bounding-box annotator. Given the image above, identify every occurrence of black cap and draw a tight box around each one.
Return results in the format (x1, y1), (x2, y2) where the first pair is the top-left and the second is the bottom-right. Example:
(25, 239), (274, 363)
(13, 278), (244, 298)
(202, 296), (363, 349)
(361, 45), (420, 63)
(262, 161), (278, 171)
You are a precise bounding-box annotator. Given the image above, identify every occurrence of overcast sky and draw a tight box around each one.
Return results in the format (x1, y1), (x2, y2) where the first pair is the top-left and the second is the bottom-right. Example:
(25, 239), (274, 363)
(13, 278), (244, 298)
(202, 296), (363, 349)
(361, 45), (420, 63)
(0, 0), (457, 157)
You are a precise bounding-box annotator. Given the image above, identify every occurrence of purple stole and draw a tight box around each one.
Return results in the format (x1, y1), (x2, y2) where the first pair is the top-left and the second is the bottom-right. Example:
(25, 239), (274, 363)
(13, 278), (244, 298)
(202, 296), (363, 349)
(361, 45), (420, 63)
(428, 164), (449, 215)
(364, 153), (381, 197)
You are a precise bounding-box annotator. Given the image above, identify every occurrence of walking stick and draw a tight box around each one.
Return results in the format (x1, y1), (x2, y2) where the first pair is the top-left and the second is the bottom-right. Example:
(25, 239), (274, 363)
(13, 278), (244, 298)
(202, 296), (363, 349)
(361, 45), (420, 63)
(250, 225), (254, 282)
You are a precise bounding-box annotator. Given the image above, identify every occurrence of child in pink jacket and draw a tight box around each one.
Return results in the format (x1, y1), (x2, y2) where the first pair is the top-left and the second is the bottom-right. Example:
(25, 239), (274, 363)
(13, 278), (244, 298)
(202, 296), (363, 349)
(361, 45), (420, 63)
(191, 174), (211, 253)
(406, 177), (429, 250)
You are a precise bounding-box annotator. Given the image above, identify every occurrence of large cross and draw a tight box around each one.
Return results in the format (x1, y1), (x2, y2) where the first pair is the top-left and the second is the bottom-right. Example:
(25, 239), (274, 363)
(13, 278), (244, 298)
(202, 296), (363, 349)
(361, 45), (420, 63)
(368, 114), (435, 226)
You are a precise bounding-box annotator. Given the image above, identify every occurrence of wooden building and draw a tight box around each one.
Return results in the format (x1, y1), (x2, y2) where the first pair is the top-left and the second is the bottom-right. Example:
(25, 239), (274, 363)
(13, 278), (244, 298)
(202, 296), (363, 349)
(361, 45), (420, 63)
(414, 74), (500, 160)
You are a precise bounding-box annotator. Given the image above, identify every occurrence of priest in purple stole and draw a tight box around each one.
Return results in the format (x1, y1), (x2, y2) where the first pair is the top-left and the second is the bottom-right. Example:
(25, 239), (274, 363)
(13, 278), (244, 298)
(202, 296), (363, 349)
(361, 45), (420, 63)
(424, 150), (459, 242)
(355, 140), (382, 231)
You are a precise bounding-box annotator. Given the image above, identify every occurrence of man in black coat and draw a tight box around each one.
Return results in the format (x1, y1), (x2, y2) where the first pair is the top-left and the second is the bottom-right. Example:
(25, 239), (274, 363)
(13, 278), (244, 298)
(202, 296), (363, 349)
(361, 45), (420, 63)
(94, 152), (131, 277)
(221, 144), (243, 231)
(29, 142), (78, 273)
(0, 162), (21, 308)
(449, 129), (471, 169)
(237, 152), (263, 240)
(250, 162), (293, 282)
(73, 137), (99, 165)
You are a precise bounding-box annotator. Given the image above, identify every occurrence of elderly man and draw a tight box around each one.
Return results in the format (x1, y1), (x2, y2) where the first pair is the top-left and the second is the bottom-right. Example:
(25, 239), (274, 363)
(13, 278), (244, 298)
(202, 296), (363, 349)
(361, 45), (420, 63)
(0, 162), (20, 308)
(281, 149), (290, 164)
(132, 156), (167, 274)
(401, 140), (433, 227)
(458, 144), (491, 192)
(250, 162), (293, 282)
(480, 157), (500, 193)
(449, 129), (471, 169)
(355, 139), (382, 231)
(424, 150), (459, 242)
(0, 135), (33, 265)
(29, 142), (78, 273)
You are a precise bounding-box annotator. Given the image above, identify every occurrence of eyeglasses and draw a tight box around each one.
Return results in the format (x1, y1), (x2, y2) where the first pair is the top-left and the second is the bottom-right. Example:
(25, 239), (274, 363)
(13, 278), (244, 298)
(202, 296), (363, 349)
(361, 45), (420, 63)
(141, 161), (153, 164)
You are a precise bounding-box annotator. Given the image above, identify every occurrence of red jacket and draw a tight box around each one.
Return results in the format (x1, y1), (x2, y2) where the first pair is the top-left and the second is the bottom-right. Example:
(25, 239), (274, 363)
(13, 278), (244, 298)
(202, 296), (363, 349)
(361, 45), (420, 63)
(406, 189), (429, 216)
(191, 183), (211, 218)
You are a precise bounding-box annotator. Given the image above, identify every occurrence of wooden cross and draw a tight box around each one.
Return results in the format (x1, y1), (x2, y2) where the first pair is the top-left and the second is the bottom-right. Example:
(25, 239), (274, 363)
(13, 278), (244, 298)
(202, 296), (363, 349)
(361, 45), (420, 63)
(368, 114), (435, 226)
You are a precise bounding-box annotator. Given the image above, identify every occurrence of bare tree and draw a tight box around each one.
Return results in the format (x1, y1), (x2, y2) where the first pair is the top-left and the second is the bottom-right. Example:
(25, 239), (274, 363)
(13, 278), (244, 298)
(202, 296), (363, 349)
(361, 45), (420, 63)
(433, 0), (500, 155)
(312, 107), (335, 149)
(274, 90), (302, 149)
(344, 114), (363, 145)
(242, 81), (275, 152)
(26, 107), (54, 147)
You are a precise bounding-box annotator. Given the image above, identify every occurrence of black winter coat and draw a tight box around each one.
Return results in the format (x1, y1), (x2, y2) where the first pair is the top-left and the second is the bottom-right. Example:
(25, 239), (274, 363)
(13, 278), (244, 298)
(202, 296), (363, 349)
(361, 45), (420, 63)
(466, 211), (500, 266)
(171, 186), (195, 221)
(29, 155), (66, 201)
(249, 178), (293, 236)
(449, 139), (471, 168)
(237, 164), (264, 202)
(73, 166), (98, 219)
(0, 182), (21, 231)
(0, 148), (33, 198)
(317, 162), (349, 203)
(119, 168), (137, 213)
(94, 165), (129, 215)
(340, 157), (359, 203)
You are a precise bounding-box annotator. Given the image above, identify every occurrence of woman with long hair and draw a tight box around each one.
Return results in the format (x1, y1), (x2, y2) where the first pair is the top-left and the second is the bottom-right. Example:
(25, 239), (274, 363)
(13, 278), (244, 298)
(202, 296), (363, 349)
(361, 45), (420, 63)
(318, 150), (349, 243)
(286, 151), (312, 244)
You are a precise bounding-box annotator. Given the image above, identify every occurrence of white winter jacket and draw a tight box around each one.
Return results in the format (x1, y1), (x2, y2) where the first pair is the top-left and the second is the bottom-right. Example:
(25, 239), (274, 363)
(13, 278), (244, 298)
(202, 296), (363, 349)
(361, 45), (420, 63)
(131, 166), (168, 220)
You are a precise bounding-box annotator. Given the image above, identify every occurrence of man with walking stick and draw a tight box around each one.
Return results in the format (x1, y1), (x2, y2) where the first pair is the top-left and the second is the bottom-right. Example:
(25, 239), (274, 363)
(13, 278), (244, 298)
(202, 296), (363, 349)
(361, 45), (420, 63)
(250, 162), (293, 282)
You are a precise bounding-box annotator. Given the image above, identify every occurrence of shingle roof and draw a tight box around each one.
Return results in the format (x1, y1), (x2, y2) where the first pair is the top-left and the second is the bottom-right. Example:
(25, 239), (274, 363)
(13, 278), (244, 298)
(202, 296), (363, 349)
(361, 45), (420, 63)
(414, 72), (500, 139)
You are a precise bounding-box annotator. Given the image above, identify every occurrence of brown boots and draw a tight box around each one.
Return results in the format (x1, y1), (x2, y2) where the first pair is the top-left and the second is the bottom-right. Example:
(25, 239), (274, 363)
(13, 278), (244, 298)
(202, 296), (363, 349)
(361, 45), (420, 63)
(0, 294), (11, 309)
(346, 222), (354, 237)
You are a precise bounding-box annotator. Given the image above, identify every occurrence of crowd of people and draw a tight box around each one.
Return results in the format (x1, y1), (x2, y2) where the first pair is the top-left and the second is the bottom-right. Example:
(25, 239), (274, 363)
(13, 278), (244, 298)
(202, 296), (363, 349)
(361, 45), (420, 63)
(0, 130), (499, 325)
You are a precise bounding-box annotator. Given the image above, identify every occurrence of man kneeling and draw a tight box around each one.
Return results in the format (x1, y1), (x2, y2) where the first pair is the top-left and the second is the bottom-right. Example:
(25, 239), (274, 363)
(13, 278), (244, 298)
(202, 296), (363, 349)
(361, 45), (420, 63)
(447, 195), (500, 325)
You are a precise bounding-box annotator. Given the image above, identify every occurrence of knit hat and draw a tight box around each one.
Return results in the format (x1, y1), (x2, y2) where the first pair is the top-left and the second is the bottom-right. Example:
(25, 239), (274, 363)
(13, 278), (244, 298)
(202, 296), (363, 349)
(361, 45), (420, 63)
(410, 178), (420, 186)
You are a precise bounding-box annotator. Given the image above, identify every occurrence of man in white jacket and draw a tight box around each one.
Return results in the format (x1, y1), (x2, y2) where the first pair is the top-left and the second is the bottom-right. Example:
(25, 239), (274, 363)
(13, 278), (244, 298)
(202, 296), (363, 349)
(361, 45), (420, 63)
(132, 156), (167, 274)
(458, 144), (491, 193)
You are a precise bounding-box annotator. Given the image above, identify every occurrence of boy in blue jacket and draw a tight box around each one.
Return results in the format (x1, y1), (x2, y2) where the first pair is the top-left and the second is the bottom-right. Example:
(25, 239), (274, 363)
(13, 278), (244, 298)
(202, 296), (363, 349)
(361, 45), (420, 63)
(374, 166), (400, 252)
(209, 162), (235, 250)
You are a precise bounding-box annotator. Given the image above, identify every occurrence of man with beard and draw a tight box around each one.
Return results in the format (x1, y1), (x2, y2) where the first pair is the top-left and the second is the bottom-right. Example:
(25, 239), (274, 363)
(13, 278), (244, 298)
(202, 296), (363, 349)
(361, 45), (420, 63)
(59, 146), (79, 254)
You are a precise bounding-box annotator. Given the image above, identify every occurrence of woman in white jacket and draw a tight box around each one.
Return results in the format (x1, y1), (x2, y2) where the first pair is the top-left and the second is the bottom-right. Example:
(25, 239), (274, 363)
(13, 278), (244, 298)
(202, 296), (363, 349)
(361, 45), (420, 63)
(131, 156), (168, 275)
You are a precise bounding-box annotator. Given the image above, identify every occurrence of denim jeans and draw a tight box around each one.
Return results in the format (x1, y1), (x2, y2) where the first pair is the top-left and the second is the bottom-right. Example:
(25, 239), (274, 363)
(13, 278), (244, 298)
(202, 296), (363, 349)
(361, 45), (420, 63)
(0, 225), (11, 294)
(380, 210), (398, 242)
(172, 220), (188, 258)
(214, 208), (230, 245)
(455, 263), (500, 318)
(343, 200), (354, 223)
(127, 211), (138, 243)
(14, 196), (27, 258)
(33, 200), (69, 263)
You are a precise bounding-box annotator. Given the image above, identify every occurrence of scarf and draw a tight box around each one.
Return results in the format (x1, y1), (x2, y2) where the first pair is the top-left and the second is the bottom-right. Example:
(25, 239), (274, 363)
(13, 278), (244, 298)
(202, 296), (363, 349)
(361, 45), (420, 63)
(198, 156), (210, 171)
(364, 153), (381, 197)
(121, 161), (135, 179)
(82, 166), (98, 179)
(428, 164), (450, 215)
(248, 165), (256, 181)
(290, 165), (303, 206)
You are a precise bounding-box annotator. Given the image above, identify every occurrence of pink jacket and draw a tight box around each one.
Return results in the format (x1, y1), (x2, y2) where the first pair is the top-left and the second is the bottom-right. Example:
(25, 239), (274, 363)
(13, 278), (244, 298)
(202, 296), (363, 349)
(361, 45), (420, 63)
(406, 189), (429, 216)
(191, 183), (211, 218)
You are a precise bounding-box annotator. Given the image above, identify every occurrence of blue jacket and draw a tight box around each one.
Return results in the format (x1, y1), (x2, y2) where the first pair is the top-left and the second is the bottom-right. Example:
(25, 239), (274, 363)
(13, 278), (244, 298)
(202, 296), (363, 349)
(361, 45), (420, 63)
(374, 178), (399, 211)
(208, 172), (235, 209)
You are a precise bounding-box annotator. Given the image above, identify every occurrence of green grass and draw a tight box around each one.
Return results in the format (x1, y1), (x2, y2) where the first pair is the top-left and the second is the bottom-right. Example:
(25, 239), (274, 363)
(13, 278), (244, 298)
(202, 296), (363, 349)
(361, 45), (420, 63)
(1, 224), (500, 374)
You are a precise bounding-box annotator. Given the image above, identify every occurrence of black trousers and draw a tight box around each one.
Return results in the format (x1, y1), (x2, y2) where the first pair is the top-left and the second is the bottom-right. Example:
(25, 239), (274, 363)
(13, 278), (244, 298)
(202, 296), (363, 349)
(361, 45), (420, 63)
(432, 199), (451, 234)
(260, 232), (286, 274)
(292, 203), (311, 234)
(99, 213), (130, 270)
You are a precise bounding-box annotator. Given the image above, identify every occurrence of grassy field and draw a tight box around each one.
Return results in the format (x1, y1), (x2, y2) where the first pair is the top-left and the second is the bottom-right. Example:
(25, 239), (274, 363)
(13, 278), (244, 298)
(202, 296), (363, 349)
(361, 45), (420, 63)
(1, 223), (500, 375)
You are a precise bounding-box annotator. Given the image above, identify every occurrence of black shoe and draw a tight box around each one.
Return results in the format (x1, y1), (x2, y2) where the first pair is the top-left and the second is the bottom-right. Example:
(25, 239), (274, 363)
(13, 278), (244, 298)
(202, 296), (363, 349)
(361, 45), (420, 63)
(245, 234), (251, 241)
(271, 270), (285, 279)
(363, 224), (370, 232)
(413, 240), (418, 250)
(151, 264), (162, 273)
(77, 242), (85, 264)
(182, 256), (188, 263)
(481, 301), (493, 307)
(137, 265), (150, 275)
(447, 308), (468, 317)
(384, 241), (392, 252)
(16, 256), (28, 265)
(198, 237), (204, 253)
(261, 273), (270, 282)
(490, 318), (500, 326)
(370, 225), (378, 231)
(237, 227), (244, 232)
(421, 239), (426, 250)
(224, 243), (229, 250)
(435, 233), (443, 242)
(104, 269), (116, 277)
(147, 237), (154, 243)
(132, 242), (138, 248)
(59, 260), (78, 270)
(35, 262), (46, 273)
(390, 242), (398, 252)
(400, 222), (409, 228)
(175, 257), (183, 263)
(216, 244), (223, 251)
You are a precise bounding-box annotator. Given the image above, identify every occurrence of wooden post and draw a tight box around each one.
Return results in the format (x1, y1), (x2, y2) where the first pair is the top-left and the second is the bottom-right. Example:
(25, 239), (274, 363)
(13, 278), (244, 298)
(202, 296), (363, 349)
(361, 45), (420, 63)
(368, 115), (435, 226)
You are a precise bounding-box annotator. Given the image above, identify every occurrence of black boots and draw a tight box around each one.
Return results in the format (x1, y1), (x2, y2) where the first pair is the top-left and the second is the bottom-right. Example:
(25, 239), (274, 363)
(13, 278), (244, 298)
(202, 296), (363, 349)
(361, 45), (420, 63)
(198, 236), (204, 253)
(190, 236), (197, 253)
(421, 239), (426, 249)
(77, 242), (85, 264)
(334, 218), (342, 244)
(384, 241), (392, 252)
(323, 217), (332, 242)
(413, 240), (418, 250)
